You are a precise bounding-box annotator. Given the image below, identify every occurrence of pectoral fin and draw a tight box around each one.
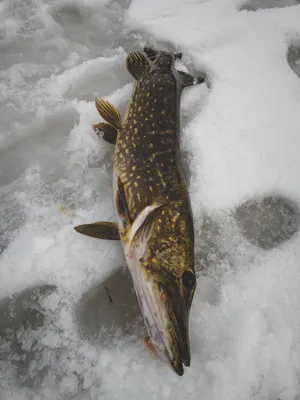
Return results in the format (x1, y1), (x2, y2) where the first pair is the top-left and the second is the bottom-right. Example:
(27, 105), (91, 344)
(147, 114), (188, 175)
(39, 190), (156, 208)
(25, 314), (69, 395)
(95, 98), (122, 130)
(179, 71), (205, 88)
(74, 221), (120, 240)
(116, 177), (132, 224)
(93, 122), (117, 144)
(126, 52), (151, 80)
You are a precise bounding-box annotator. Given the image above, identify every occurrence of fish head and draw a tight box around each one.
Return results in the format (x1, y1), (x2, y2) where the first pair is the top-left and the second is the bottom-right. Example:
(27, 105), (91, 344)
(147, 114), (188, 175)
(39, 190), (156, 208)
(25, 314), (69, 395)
(144, 46), (182, 73)
(127, 205), (196, 375)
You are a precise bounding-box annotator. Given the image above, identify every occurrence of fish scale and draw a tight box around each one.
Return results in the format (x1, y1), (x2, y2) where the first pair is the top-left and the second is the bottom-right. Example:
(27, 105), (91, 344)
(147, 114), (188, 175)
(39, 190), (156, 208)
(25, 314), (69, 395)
(74, 47), (205, 376)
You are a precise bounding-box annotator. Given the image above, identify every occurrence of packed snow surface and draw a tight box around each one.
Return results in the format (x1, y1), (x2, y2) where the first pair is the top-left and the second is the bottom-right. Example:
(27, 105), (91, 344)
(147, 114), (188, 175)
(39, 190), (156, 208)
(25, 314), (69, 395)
(1, 0), (300, 399)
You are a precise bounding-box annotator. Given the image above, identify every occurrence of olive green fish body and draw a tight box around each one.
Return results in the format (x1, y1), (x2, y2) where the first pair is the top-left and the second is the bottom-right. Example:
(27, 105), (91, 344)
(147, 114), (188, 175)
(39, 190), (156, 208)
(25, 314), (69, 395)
(114, 59), (191, 241)
(74, 47), (205, 376)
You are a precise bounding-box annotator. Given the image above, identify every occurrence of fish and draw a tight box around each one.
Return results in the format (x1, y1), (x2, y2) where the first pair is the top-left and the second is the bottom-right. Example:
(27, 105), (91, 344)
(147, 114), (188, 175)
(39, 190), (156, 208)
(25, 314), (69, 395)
(75, 46), (205, 376)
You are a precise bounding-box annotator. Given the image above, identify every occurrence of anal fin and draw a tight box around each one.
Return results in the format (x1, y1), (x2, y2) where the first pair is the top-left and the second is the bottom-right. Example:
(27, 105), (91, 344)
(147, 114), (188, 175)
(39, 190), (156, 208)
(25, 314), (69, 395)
(74, 221), (120, 240)
(93, 122), (117, 145)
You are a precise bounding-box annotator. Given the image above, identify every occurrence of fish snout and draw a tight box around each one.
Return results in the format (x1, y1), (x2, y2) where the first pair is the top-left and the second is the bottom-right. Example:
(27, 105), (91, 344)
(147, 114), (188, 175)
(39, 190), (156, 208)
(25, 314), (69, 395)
(160, 289), (192, 376)
(171, 296), (191, 370)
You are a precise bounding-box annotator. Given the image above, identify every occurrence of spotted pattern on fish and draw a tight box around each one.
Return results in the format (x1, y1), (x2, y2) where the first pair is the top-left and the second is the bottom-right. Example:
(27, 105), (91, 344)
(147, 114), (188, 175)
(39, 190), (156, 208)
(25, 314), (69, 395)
(114, 71), (190, 229)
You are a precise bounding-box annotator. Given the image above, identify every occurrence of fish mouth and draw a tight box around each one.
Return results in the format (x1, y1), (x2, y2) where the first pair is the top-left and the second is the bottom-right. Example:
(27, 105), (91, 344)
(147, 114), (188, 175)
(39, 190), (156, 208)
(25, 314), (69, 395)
(134, 272), (191, 376)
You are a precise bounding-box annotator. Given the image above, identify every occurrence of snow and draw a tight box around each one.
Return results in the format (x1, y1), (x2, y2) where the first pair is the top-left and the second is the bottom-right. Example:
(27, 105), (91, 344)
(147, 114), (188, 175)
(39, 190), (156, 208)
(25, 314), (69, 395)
(1, 0), (300, 399)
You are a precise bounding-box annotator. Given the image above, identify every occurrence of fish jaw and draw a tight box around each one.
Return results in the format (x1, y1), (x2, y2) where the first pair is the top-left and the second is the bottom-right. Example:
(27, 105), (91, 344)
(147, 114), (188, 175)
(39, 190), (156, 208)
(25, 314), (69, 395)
(124, 243), (192, 376)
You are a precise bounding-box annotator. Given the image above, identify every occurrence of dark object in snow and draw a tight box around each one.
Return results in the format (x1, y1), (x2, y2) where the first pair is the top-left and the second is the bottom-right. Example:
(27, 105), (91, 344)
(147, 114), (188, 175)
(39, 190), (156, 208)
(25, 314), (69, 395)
(235, 195), (299, 249)
(105, 285), (113, 304)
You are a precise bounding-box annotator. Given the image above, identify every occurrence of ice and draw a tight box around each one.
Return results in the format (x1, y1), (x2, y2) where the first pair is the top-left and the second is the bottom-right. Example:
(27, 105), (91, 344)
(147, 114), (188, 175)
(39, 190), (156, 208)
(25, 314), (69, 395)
(162, 385), (171, 398)
(32, 236), (55, 254)
(1, 0), (300, 398)
(59, 373), (79, 396)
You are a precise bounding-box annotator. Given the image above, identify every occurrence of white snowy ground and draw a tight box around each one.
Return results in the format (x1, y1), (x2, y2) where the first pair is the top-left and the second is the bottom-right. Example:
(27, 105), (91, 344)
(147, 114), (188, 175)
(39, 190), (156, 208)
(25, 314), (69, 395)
(1, 0), (300, 398)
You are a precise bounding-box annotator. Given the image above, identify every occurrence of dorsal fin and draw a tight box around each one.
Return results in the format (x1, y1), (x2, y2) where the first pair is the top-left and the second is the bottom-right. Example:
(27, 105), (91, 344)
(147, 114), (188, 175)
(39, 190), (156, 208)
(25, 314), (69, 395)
(95, 98), (122, 130)
(126, 52), (151, 80)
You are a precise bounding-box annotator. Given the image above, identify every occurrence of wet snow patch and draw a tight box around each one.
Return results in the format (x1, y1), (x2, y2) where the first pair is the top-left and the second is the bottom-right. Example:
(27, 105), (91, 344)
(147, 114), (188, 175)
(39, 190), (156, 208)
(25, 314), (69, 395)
(240, 0), (300, 11)
(235, 195), (300, 249)
(0, 285), (57, 389)
(287, 45), (300, 79)
(75, 267), (143, 343)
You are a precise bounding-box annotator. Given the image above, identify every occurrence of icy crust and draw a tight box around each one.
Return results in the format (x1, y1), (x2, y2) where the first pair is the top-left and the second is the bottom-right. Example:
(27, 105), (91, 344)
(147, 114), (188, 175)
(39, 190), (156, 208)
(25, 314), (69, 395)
(1, 0), (300, 398)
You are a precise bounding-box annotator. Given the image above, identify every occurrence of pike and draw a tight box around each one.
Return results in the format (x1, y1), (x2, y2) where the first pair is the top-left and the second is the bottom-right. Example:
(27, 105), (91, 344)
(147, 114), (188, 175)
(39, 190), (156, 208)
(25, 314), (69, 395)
(75, 47), (205, 376)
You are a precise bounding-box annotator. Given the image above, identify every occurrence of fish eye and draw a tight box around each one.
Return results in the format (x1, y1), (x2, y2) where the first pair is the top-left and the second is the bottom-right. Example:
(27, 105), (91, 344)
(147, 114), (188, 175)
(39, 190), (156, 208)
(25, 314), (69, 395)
(182, 271), (196, 291)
